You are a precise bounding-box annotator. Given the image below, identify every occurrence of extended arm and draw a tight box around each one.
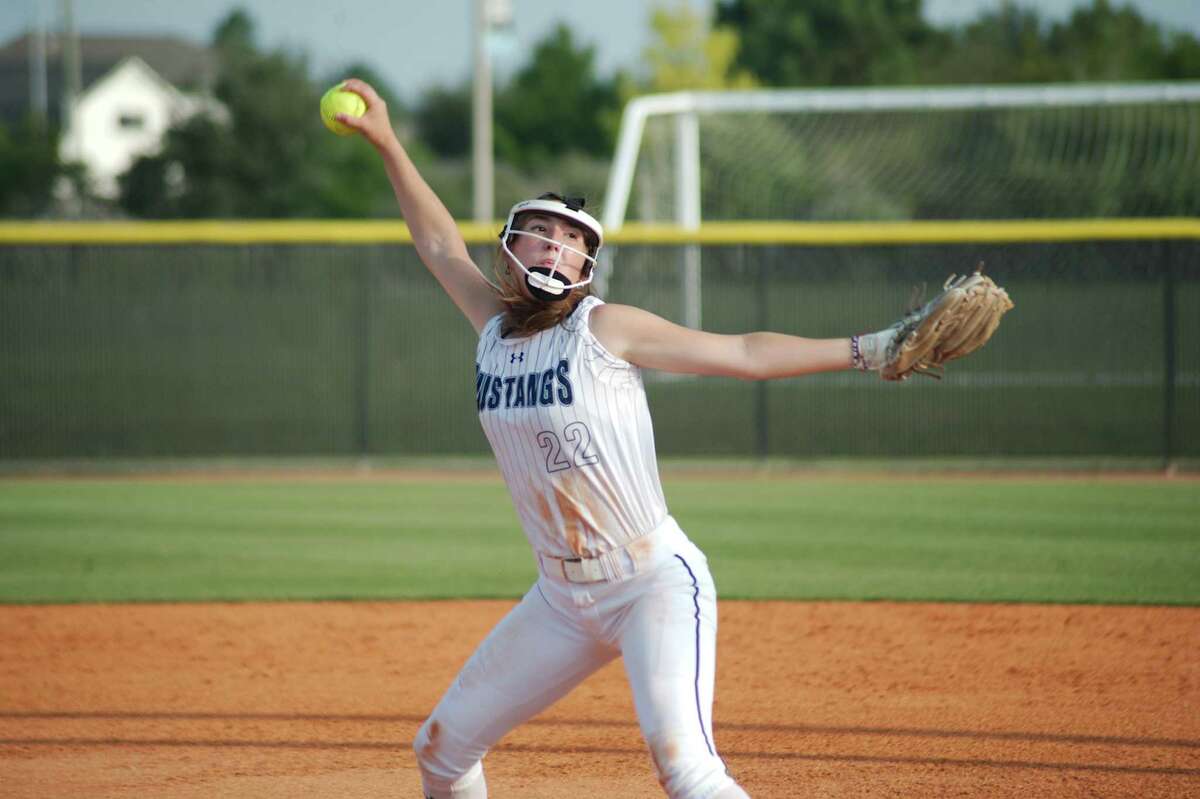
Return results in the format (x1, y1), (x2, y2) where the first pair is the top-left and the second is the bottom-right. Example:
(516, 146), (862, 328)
(590, 303), (856, 379)
(590, 268), (1014, 381)
(337, 79), (503, 333)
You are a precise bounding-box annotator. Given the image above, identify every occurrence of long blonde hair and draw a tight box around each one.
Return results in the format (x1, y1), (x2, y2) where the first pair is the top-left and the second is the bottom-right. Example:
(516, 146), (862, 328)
(492, 247), (592, 338)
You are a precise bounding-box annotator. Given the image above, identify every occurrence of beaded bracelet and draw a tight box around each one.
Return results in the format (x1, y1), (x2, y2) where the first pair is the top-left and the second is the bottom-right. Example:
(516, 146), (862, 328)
(850, 334), (868, 371)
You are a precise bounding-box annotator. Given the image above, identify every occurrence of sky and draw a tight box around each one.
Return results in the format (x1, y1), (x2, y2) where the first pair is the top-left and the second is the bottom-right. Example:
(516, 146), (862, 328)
(5, 0), (1199, 105)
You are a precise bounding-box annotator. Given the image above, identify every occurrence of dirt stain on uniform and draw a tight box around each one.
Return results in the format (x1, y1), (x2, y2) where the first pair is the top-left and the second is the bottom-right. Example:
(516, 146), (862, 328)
(549, 469), (604, 557)
(529, 482), (587, 555)
(531, 488), (554, 525)
(647, 737), (680, 789)
(565, 520), (587, 556)
(420, 719), (440, 756)
(628, 532), (656, 570)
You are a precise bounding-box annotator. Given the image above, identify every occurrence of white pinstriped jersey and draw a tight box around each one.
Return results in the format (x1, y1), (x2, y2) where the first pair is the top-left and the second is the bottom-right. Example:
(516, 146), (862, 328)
(474, 296), (668, 559)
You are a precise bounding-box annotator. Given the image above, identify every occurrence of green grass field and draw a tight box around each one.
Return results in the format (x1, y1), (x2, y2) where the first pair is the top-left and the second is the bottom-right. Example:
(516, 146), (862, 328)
(1, 473), (1196, 605)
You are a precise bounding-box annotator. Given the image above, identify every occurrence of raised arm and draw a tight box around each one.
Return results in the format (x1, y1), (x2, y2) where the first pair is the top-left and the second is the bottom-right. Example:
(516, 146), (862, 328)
(589, 303), (857, 379)
(336, 79), (504, 333)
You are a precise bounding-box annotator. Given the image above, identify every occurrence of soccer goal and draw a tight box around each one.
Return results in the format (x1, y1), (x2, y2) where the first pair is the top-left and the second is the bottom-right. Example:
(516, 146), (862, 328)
(598, 82), (1200, 327)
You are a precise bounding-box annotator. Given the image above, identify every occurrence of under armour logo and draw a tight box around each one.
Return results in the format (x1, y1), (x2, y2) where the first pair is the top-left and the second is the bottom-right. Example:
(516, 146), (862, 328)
(511, 352), (525, 364)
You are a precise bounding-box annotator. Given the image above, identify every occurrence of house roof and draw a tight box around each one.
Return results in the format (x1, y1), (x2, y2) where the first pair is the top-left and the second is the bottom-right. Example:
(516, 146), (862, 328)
(0, 33), (217, 126)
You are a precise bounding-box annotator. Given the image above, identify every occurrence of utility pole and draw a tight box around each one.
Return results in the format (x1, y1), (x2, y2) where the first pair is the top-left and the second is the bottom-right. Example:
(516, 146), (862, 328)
(471, 0), (493, 224)
(29, 3), (48, 126)
(472, 0), (511, 224)
(60, 0), (81, 157)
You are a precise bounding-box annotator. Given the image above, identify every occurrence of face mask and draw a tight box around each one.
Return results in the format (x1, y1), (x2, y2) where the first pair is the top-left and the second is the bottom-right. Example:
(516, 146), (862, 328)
(502, 228), (596, 302)
(498, 197), (605, 303)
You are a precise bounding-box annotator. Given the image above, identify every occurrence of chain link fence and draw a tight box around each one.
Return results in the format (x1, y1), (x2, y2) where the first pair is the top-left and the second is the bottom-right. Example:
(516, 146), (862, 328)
(1, 235), (1196, 464)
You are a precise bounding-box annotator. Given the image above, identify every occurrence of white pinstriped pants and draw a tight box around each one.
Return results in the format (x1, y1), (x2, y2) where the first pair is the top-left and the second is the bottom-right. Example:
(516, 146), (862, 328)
(412, 517), (745, 799)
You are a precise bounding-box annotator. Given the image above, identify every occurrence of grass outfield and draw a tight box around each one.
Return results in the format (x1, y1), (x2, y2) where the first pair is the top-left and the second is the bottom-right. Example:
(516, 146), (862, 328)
(0, 474), (1197, 605)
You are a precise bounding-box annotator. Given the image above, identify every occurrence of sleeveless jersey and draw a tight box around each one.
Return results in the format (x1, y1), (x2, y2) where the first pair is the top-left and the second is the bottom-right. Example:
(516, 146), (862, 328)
(474, 296), (668, 558)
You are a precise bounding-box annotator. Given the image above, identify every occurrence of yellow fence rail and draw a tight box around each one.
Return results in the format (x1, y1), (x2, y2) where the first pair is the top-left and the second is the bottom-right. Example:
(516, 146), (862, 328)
(1, 218), (1198, 246)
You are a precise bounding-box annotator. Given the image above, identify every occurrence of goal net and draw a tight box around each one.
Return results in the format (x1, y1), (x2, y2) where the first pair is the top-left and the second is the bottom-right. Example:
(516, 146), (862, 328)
(603, 83), (1200, 228)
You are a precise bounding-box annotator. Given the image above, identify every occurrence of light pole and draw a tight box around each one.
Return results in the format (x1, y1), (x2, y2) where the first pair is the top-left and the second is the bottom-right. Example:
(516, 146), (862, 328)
(472, 0), (512, 224)
(29, 2), (48, 126)
(60, 0), (81, 155)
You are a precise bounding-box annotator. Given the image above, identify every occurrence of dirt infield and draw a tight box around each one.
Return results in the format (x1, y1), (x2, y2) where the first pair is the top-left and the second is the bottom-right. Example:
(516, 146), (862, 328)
(2, 600), (1197, 798)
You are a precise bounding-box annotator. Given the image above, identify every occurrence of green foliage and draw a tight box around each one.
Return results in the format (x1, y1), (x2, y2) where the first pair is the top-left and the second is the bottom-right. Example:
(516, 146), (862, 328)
(119, 9), (397, 218)
(411, 23), (624, 188)
(912, 0), (1200, 85)
(1165, 31), (1200, 78)
(121, 113), (259, 218)
(494, 24), (622, 168)
(328, 152), (610, 223)
(1048, 0), (1176, 81)
(0, 117), (78, 217)
(714, 0), (1200, 87)
(933, 5), (1061, 83)
(212, 8), (255, 53)
(644, 1), (758, 92)
(714, 0), (946, 86)
(415, 84), (471, 158)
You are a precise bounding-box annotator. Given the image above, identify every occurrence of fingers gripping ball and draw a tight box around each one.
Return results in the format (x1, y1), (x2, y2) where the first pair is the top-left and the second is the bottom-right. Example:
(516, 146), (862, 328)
(320, 84), (365, 136)
(880, 267), (1014, 381)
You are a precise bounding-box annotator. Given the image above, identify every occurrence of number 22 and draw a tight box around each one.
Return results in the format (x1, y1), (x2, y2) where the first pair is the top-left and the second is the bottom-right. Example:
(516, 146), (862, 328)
(536, 422), (600, 473)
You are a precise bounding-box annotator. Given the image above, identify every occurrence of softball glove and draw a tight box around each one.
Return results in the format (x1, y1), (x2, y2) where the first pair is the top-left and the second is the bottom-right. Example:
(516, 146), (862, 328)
(854, 266), (1014, 381)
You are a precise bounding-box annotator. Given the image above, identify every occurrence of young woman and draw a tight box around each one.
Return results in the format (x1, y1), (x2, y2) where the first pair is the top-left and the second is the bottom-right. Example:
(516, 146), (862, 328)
(337, 78), (897, 799)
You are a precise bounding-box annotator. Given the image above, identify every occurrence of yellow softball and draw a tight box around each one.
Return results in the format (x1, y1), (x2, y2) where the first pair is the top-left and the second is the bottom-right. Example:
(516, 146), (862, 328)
(320, 84), (365, 136)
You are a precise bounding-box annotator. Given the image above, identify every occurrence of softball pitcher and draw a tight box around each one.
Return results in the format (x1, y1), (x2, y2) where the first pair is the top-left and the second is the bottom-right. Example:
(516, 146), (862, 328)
(337, 78), (1009, 799)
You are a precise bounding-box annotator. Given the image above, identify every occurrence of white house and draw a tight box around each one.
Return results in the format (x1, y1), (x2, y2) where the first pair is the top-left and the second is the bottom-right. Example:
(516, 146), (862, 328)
(59, 55), (223, 199)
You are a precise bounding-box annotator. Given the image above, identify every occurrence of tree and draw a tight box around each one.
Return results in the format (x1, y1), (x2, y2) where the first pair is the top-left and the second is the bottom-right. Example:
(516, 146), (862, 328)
(405, 24), (623, 214)
(120, 9), (401, 218)
(713, 0), (947, 86)
(1165, 31), (1200, 79)
(213, 8), (255, 54)
(493, 24), (622, 168)
(928, 3), (1059, 84)
(410, 24), (623, 172)
(925, 1), (1200, 84)
(714, 0), (1200, 88)
(0, 117), (76, 217)
(414, 84), (472, 158)
(1047, 0), (1180, 81)
(643, 1), (758, 92)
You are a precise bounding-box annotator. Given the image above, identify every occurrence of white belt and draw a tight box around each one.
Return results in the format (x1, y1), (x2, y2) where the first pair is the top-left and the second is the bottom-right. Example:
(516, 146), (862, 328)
(539, 554), (608, 583)
(536, 516), (685, 585)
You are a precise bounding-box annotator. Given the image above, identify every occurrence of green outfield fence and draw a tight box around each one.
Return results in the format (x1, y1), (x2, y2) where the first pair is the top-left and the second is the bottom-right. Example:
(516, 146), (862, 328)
(1, 220), (1197, 465)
